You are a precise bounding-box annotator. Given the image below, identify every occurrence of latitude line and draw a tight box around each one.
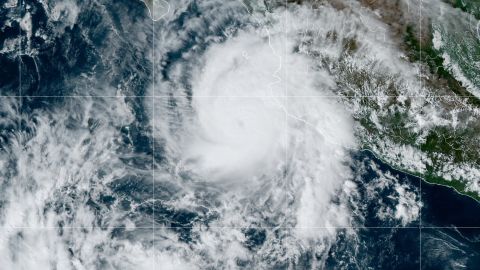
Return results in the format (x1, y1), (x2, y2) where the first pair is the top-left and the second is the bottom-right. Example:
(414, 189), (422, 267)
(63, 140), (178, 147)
(2, 226), (476, 229)
(0, 95), (478, 98)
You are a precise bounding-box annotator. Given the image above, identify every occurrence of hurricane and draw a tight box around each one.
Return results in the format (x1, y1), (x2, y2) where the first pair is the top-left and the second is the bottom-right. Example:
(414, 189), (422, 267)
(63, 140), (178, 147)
(1, 0), (480, 269)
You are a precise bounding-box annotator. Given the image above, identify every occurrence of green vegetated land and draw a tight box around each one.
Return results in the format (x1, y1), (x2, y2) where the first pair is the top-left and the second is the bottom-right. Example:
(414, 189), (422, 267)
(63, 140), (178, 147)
(268, 0), (480, 201)
(398, 17), (480, 200)
(336, 3), (480, 202)
(447, 0), (480, 19)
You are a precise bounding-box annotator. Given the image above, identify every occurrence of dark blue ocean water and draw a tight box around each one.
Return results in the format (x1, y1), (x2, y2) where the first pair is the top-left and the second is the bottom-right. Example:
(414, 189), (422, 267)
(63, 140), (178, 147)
(352, 151), (480, 270)
(2, 1), (480, 268)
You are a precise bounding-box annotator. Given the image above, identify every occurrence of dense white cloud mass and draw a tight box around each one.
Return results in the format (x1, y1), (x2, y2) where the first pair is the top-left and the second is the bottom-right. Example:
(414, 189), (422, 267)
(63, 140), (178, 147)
(0, 95), (157, 269)
(149, 2), (359, 267)
(0, 0), (427, 269)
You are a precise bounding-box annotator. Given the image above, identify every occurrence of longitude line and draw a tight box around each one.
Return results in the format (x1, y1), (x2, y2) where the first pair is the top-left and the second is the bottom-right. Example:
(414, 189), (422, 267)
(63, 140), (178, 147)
(19, 2), (21, 94)
(152, 9), (156, 270)
(18, 1), (22, 133)
(284, 0), (288, 232)
(18, 0), (23, 246)
(419, 1), (423, 269)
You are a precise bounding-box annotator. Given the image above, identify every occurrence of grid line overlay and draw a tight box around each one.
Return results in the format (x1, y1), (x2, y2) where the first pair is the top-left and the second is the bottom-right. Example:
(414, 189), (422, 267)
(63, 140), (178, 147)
(6, 0), (478, 268)
(18, 1), (22, 134)
(152, 8), (155, 269)
(285, 0), (289, 231)
(0, 226), (478, 230)
(2, 95), (477, 98)
(419, 1), (423, 268)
